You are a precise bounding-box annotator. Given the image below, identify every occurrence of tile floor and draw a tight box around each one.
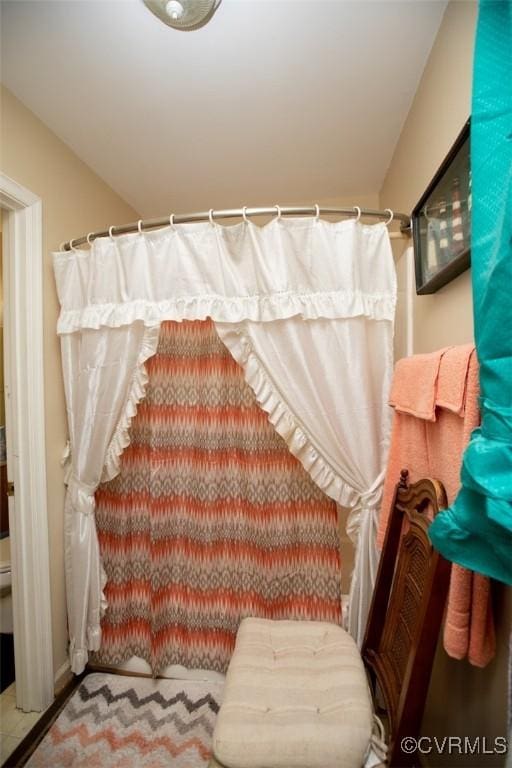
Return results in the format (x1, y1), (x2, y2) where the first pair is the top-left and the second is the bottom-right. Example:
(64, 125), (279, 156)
(0, 683), (45, 765)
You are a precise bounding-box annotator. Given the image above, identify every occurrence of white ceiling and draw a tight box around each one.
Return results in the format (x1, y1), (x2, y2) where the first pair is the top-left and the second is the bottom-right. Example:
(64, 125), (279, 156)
(1, 0), (446, 217)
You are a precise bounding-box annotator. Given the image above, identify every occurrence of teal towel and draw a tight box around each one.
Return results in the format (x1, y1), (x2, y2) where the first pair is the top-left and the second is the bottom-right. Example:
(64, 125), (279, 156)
(429, 0), (512, 584)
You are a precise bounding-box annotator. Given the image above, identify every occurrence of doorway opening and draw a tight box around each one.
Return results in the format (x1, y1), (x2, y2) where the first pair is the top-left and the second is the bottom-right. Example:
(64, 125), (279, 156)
(0, 210), (13, 695)
(0, 175), (54, 727)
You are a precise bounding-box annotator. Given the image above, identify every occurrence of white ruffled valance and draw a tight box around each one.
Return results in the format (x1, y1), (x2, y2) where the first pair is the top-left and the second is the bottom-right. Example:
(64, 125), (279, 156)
(55, 217), (396, 672)
(54, 218), (395, 332)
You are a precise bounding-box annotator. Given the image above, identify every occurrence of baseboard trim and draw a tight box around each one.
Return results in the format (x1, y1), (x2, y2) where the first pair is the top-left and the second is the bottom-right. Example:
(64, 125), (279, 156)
(53, 660), (72, 694)
(86, 662), (156, 680)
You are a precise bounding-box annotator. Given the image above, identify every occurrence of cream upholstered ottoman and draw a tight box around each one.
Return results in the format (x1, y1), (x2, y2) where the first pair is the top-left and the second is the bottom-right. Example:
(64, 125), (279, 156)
(211, 617), (373, 768)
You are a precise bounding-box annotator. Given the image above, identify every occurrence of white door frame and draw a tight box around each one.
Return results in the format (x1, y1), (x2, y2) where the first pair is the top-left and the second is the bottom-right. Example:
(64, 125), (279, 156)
(0, 173), (54, 712)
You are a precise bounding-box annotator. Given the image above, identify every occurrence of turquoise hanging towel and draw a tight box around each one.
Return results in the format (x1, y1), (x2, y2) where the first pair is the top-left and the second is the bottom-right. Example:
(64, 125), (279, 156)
(429, 0), (512, 584)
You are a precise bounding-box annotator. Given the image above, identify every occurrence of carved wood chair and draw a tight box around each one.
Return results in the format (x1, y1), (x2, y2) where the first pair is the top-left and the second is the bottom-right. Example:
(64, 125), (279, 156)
(362, 469), (451, 766)
(210, 471), (451, 768)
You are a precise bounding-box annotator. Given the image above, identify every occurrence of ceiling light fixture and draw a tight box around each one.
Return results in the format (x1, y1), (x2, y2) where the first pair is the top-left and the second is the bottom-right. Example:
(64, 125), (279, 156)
(143, 0), (221, 30)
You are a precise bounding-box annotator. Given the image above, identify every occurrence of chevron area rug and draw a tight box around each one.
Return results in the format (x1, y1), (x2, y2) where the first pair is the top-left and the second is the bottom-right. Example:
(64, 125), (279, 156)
(26, 673), (224, 767)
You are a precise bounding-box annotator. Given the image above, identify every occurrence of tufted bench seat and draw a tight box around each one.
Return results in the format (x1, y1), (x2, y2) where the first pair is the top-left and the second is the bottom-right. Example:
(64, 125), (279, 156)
(211, 617), (373, 768)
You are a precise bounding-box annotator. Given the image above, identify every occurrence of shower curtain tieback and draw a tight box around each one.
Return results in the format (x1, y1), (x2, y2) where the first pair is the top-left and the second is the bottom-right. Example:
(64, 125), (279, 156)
(66, 481), (108, 660)
(346, 486), (384, 543)
(53, 216), (396, 673)
(346, 485), (384, 641)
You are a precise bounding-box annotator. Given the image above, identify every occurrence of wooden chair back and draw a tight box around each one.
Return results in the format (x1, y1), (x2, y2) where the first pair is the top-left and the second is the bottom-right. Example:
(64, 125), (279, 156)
(362, 470), (451, 767)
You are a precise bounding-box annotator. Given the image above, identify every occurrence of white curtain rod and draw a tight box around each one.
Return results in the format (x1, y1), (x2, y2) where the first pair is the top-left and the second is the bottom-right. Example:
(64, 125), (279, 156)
(62, 204), (412, 250)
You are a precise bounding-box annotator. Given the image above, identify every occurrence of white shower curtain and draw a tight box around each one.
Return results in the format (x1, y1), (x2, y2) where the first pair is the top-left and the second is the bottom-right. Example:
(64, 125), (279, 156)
(53, 217), (395, 673)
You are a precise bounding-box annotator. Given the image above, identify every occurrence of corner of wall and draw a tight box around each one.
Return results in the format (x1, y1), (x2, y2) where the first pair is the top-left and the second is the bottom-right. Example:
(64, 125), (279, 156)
(379, 0), (477, 356)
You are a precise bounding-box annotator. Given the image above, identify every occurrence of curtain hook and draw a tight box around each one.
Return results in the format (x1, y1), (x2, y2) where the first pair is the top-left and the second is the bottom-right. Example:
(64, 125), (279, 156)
(274, 205), (282, 221)
(384, 208), (394, 226)
(353, 206), (362, 223)
(69, 238), (77, 251)
(242, 206), (249, 223)
(137, 219), (144, 235)
(109, 225), (116, 241)
(209, 209), (215, 226)
(314, 204), (320, 222)
(169, 213), (176, 231)
(86, 232), (94, 246)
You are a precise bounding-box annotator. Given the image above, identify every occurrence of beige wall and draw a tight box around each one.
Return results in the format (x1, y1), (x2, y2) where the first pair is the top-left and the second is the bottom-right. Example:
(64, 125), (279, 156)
(0, 220), (4, 428)
(0, 85), (139, 679)
(380, 3), (510, 764)
(381, 0), (475, 355)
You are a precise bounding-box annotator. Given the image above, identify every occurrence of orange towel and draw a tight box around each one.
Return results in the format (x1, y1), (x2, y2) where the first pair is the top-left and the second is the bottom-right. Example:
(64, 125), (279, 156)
(435, 343), (474, 416)
(389, 348), (448, 421)
(379, 346), (495, 668)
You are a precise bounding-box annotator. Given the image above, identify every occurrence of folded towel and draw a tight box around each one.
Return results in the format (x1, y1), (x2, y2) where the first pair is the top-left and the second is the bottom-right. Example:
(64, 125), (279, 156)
(436, 344), (475, 415)
(389, 348), (449, 421)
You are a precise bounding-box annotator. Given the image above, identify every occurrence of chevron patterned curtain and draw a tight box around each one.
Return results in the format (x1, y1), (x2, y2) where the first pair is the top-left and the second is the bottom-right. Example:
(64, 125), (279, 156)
(93, 319), (342, 674)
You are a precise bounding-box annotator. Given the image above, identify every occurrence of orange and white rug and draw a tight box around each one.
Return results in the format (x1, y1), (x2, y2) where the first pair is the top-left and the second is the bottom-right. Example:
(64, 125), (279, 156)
(26, 673), (224, 768)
